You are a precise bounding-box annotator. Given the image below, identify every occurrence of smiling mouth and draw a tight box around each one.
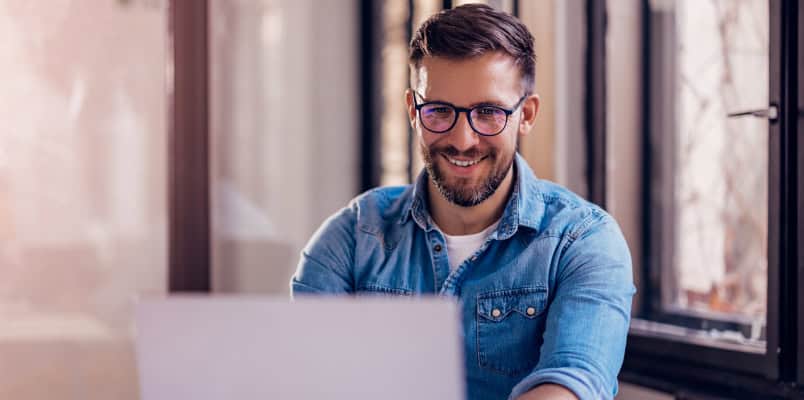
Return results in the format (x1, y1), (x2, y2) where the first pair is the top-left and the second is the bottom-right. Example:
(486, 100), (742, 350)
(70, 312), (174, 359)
(443, 154), (486, 167)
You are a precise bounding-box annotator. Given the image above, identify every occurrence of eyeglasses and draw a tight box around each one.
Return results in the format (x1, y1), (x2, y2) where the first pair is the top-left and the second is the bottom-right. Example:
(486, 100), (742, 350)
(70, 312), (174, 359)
(413, 92), (527, 136)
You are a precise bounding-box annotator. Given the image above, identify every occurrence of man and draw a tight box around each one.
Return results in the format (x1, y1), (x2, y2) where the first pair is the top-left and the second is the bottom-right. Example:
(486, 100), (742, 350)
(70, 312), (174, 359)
(291, 4), (635, 400)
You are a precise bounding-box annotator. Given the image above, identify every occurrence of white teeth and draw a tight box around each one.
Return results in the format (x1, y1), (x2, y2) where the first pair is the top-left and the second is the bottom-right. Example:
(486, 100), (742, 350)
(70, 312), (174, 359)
(447, 157), (481, 167)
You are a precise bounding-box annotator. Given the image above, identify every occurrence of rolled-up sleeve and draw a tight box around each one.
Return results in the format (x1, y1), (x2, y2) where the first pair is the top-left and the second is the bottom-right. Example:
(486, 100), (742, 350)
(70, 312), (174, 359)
(509, 214), (636, 400)
(290, 203), (357, 297)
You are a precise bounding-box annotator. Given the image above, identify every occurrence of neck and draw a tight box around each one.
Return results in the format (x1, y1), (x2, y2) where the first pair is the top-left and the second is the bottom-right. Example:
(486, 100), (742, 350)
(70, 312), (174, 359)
(428, 164), (515, 236)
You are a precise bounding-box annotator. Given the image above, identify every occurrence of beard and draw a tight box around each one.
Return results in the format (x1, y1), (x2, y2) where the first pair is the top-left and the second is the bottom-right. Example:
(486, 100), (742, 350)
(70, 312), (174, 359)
(421, 141), (516, 208)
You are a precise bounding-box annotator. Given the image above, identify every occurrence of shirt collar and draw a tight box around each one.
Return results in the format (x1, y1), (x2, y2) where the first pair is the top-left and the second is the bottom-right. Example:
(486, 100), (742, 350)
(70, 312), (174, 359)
(398, 153), (544, 236)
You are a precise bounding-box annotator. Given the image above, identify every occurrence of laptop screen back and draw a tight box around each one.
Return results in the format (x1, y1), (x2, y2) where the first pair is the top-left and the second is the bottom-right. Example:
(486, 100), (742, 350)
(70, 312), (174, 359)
(135, 296), (465, 400)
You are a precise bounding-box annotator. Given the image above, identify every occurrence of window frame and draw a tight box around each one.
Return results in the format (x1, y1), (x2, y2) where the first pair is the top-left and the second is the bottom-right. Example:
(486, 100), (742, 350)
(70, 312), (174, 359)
(360, 0), (384, 191)
(620, 0), (802, 395)
(632, 0), (778, 374)
(798, 0), (804, 386)
(585, 0), (607, 208)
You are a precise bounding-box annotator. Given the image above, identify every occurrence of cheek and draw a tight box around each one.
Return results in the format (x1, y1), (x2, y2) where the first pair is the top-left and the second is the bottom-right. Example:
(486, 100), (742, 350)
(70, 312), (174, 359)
(500, 128), (520, 150)
(420, 131), (444, 148)
(486, 134), (515, 152)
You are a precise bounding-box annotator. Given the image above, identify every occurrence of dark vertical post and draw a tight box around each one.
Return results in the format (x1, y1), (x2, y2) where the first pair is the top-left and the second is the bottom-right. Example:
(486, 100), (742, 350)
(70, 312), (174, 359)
(645, 0), (679, 322)
(442, 0), (452, 10)
(168, 0), (211, 292)
(770, 0), (793, 382)
(774, 0), (799, 383)
(797, 0), (804, 384)
(360, 0), (383, 191)
(585, 0), (607, 208)
(793, 3), (804, 385)
(407, 0), (415, 184)
(638, 0), (652, 318)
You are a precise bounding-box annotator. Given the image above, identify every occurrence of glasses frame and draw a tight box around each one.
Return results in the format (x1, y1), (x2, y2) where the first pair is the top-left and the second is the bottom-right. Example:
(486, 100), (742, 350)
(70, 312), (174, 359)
(412, 91), (528, 137)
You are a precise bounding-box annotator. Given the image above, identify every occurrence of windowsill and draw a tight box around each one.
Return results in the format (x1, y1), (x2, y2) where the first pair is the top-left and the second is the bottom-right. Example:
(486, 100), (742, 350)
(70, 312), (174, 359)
(629, 318), (766, 354)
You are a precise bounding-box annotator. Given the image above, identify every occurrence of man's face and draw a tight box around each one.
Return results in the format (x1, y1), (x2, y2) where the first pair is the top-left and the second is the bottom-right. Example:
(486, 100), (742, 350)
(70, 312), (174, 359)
(407, 52), (532, 207)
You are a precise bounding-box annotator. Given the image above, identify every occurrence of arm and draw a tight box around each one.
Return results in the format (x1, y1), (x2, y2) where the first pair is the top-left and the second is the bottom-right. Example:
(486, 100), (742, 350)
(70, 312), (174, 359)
(509, 213), (636, 400)
(516, 384), (578, 400)
(290, 204), (357, 297)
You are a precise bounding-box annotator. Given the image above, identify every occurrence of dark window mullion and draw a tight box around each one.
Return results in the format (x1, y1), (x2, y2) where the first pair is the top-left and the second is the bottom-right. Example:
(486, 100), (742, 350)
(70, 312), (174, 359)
(585, 0), (607, 208)
(772, 0), (797, 383)
(168, 0), (211, 292)
(798, 0), (804, 384)
(407, 0), (415, 184)
(360, 0), (383, 191)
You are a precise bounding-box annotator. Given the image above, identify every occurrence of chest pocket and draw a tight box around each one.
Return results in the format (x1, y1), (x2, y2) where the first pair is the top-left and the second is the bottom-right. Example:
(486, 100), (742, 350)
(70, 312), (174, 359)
(476, 287), (548, 377)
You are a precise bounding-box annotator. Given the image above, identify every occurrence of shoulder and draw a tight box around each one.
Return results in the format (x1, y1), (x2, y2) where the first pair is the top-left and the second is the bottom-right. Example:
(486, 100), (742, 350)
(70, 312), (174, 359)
(310, 185), (412, 240)
(531, 182), (632, 286)
(343, 185), (413, 232)
(526, 179), (614, 240)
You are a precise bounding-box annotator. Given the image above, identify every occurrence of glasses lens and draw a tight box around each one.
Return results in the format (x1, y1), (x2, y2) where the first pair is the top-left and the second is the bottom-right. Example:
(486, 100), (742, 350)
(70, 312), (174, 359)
(470, 106), (507, 135)
(420, 103), (456, 132)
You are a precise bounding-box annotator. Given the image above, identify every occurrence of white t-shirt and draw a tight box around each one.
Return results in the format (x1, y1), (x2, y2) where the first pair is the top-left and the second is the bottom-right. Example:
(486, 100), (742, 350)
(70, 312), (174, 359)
(441, 218), (501, 271)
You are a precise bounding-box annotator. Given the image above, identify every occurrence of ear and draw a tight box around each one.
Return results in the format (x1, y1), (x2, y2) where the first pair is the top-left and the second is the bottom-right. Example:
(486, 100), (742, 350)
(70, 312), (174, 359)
(517, 94), (540, 138)
(405, 88), (416, 128)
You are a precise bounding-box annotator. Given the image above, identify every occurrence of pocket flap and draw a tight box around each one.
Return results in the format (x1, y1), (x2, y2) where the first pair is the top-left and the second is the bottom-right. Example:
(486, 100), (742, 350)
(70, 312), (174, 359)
(477, 288), (547, 322)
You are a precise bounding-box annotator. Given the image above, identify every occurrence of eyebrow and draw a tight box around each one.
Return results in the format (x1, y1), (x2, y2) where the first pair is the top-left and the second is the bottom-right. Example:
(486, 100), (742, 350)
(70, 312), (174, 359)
(419, 95), (510, 108)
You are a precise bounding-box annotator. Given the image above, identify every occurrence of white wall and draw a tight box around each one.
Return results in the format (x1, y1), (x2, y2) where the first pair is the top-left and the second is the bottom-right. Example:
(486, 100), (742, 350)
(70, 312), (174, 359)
(0, 1), (168, 398)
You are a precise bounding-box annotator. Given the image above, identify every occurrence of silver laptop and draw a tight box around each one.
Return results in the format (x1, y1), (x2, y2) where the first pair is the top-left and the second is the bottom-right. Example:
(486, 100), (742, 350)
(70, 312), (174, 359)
(135, 296), (465, 400)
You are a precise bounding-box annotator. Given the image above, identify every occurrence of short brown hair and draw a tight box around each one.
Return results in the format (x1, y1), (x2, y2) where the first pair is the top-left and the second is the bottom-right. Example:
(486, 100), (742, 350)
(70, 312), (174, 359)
(409, 4), (536, 95)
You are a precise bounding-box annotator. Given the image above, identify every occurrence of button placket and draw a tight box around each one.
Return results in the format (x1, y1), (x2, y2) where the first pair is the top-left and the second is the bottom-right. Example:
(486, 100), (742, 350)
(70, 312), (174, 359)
(428, 232), (450, 292)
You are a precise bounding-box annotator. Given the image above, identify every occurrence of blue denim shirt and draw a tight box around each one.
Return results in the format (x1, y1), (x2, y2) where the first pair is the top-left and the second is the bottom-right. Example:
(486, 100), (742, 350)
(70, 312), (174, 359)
(291, 154), (635, 400)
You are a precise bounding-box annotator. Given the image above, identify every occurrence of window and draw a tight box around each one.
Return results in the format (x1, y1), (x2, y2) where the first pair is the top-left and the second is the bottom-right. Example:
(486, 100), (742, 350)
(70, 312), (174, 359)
(605, 0), (803, 396)
(638, 0), (770, 352)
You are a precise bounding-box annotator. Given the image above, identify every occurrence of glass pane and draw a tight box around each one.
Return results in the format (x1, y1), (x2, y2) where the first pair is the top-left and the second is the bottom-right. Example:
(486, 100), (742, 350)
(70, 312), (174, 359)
(210, 0), (359, 295)
(644, 0), (769, 348)
(0, 1), (168, 399)
(673, 0), (768, 323)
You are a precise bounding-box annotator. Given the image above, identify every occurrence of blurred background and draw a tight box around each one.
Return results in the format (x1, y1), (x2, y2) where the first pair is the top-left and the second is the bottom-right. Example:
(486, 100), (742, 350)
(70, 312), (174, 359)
(0, 0), (801, 399)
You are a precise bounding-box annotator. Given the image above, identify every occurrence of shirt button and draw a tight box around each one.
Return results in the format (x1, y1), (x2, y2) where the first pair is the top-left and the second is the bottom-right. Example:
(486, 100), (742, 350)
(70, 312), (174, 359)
(526, 307), (536, 316)
(491, 308), (501, 318)
(433, 244), (442, 252)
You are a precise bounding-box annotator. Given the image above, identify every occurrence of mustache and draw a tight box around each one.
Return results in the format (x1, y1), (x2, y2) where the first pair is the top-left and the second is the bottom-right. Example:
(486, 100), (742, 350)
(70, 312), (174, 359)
(432, 146), (490, 159)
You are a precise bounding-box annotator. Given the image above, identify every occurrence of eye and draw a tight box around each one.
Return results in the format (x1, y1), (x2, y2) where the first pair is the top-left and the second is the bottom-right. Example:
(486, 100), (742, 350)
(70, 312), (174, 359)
(475, 107), (504, 119)
(422, 104), (454, 118)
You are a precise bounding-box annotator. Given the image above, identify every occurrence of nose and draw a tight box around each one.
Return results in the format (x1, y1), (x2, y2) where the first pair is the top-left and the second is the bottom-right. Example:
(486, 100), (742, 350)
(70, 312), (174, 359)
(448, 111), (480, 151)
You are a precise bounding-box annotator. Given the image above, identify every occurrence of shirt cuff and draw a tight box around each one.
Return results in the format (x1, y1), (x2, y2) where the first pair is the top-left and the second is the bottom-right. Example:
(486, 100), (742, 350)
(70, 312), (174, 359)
(507, 367), (611, 400)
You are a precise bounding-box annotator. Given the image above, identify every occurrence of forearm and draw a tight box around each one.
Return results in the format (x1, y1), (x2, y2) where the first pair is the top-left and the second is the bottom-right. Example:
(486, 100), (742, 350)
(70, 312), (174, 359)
(516, 384), (578, 400)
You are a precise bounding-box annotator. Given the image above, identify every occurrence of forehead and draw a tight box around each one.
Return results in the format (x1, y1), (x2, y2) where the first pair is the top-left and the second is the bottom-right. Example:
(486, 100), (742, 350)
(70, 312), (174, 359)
(413, 52), (521, 104)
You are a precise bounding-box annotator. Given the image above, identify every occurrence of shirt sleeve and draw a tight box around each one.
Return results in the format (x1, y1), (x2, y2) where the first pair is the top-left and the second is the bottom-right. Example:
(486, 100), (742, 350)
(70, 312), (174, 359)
(290, 202), (358, 297)
(508, 213), (636, 400)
